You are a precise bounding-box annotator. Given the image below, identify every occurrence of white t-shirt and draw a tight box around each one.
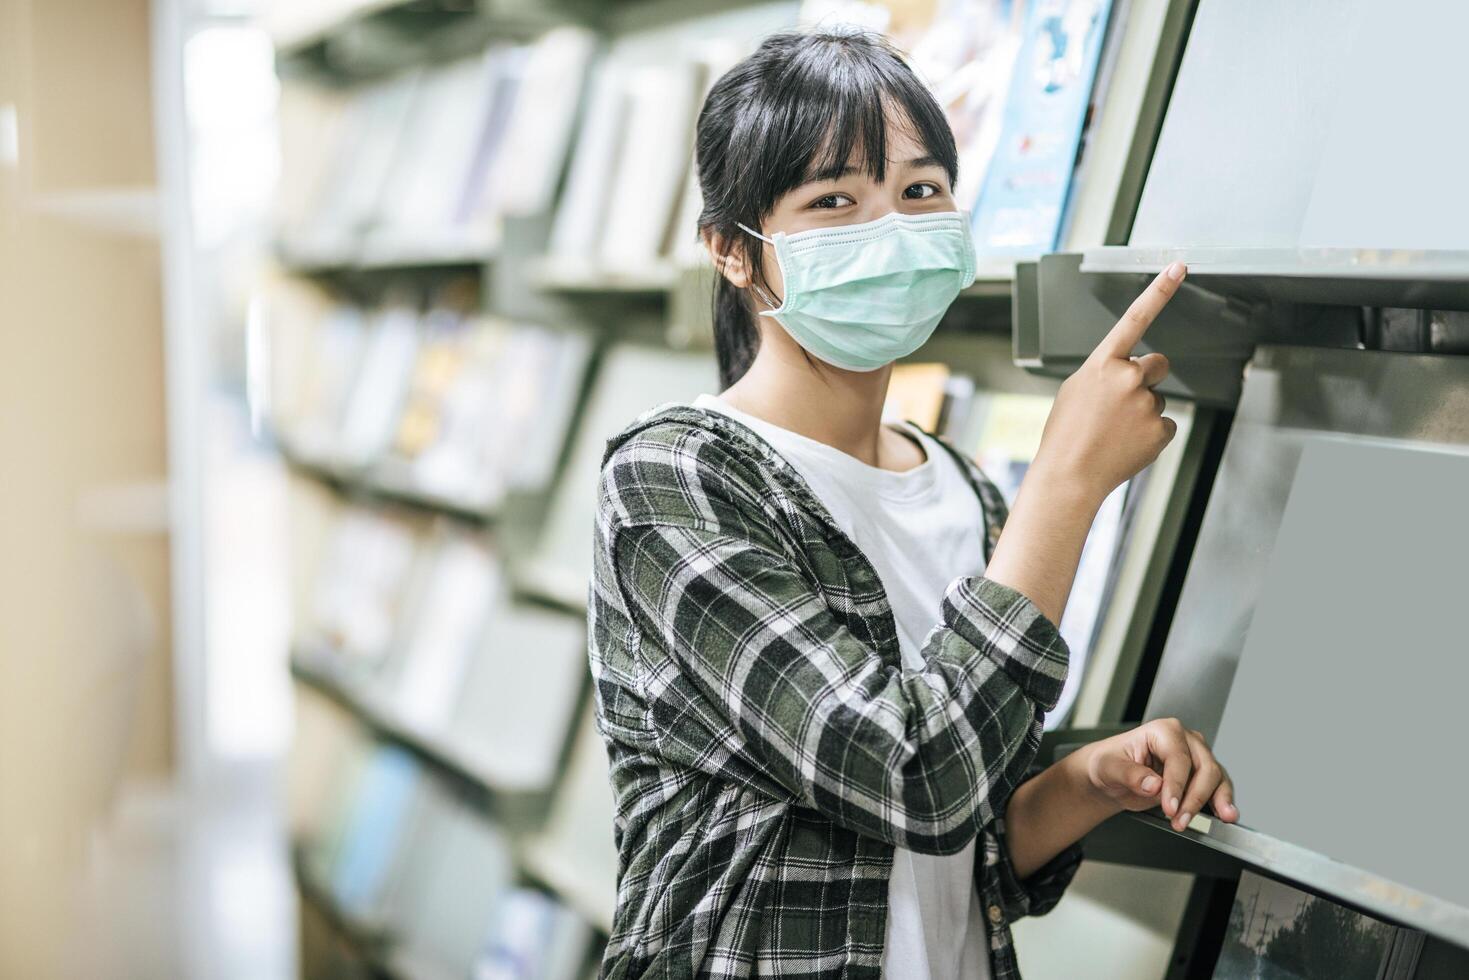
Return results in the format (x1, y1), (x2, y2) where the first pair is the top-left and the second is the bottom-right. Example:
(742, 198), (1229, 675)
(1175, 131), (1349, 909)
(691, 393), (995, 980)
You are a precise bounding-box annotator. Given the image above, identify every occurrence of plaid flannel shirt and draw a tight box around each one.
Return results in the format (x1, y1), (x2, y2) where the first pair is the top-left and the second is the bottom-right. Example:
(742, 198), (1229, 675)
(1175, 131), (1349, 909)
(588, 403), (1084, 979)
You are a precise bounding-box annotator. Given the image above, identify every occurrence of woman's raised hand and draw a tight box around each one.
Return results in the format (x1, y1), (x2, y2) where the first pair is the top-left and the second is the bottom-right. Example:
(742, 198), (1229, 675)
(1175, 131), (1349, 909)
(1078, 717), (1239, 831)
(1034, 262), (1185, 503)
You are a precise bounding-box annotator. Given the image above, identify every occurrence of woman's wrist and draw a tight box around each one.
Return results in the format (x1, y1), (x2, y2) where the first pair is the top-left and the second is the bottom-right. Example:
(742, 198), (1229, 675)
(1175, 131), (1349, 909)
(1004, 745), (1122, 879)
(1023, 452), (1111, 516)
(1059, 743), (1126, 824)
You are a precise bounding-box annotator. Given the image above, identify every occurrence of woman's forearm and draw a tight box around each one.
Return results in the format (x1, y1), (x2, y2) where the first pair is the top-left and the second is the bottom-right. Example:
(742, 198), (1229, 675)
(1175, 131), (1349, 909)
(1002, 747), (1119, 880)
(982, 458), (1103, 628)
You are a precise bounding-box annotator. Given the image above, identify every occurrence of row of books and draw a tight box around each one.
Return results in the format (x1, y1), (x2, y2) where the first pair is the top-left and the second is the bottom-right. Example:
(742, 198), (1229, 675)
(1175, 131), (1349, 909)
(283, 331), (1125, 764)
(290, 689), (602, 979)
(274, 26), (597, 266)
(273, 0), (1115, 279)
(266, 278), (591, 514)
(293, 494), (587, 795)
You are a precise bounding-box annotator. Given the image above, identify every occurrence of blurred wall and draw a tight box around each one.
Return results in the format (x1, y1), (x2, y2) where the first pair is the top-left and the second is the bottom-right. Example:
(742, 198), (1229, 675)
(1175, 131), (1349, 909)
(0, 0), (174, 973)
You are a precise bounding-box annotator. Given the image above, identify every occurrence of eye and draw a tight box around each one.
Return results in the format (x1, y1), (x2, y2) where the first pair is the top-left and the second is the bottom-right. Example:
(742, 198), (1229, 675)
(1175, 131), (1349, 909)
(809, 192), (855, 210)
(903, 182), (939, 200)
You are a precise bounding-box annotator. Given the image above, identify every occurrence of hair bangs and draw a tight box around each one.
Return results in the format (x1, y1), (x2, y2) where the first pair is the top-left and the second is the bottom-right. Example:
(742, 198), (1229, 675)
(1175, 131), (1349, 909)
(759, 31), (959, 208)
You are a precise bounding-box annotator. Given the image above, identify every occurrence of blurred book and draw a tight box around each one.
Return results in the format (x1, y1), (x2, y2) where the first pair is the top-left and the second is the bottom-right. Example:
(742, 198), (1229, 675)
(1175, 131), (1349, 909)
(596, 61), (701, 271)
(300, 505), (422, 676)
(280, 303), (369, 461)
(515, 344), (718, 608)
(951, 389), (1126, 730)
(329, 744), (426, 922)
(472, 887), (592, 980)
(490, 26), (599, 222)
(295, 70), (422, 263)
(272, 83), (352, 248)
(883, 362), (951, 431)
(362, 50), (513, 262)
(798, 0), (1025, 214)
(669, 40), (748, 268)
(520, 704), (620, 933)
(287, 689), (369, 842)
(378, 526), (503, 732)
(447, 599), (587, 794)
(376, 317), (591, 511)
(336, 302), (423, 468)
(298, 736), (373, 890)
(548, 58), (630, 264)
(387, 783), (518, 979)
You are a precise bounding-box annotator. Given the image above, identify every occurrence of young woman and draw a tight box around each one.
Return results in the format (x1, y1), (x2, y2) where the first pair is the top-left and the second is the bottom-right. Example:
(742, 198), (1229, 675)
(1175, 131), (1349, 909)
(589, 28), (1237, 980)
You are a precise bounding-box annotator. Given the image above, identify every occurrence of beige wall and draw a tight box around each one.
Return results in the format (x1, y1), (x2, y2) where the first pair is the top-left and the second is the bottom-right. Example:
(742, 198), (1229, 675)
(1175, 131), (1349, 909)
(1, 0), (173, 972)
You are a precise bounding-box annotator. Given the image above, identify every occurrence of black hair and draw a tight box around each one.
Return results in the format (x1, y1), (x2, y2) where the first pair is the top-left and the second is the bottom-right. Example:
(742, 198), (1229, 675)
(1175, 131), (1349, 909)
(693, 28), (960, 389)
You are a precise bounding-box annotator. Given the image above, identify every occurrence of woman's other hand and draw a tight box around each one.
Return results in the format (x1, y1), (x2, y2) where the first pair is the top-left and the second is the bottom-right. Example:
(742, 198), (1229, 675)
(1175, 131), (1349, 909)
(1078, 717), (1239, 831)
(1034, 261), (1185, 502)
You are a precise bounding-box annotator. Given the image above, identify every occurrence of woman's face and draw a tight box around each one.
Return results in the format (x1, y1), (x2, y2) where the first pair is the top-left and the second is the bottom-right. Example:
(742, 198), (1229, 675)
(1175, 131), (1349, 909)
(753, 113), (957, 306)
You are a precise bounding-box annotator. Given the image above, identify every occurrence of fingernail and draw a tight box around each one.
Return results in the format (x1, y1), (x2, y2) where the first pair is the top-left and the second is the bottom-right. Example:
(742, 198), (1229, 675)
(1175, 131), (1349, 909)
(1169, 796), (1179, 813)
(1166, 261), (1186, 281)
(1178, 811), (1191, 827)
(1141, 775), (1160, 793)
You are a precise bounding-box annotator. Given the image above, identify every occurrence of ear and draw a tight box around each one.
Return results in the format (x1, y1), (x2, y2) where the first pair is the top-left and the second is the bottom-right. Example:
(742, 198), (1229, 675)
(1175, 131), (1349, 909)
(704, 230), (752, 289)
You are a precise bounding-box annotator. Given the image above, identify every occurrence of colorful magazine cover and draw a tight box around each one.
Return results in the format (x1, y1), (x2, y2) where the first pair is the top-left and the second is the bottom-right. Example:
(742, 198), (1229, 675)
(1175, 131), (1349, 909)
(969, 0), (1112, 259)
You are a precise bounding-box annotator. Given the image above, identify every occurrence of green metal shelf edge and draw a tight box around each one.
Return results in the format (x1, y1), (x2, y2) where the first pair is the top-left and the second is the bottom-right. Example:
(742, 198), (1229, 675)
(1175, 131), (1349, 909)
(1086, 808), (1469, 950)
(277, 439), (500, 526)
(1044, 726), (1469, 949)
(1081, 245), (1469, 309)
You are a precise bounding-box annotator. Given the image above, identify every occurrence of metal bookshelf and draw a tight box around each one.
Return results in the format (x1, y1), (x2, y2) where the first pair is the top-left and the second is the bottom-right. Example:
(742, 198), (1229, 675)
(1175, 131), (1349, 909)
(270, 0), (1207, 976)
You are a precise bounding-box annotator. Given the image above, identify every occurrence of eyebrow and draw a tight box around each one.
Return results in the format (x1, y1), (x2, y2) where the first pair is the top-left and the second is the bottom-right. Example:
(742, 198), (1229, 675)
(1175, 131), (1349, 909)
(801, 155), (945, 185)
(903, 154), (943, 170)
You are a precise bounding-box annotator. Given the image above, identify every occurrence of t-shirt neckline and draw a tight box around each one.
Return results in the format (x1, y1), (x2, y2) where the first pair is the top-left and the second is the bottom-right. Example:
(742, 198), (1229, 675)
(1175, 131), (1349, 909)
(691, 393), (941, 502)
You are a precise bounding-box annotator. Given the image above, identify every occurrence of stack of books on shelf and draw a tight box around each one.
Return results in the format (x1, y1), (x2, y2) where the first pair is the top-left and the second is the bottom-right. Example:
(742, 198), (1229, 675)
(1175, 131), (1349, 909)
(292, 506), (588, 798)
(536, 4), (799, 291)
(265, 277), (592, 518)
(273, 26), (596, 269)
(290, 690), (598, 980)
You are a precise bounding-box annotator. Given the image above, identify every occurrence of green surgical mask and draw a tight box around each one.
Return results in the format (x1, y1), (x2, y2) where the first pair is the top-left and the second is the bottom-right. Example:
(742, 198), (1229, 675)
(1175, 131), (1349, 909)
(737, 210), (977, 372)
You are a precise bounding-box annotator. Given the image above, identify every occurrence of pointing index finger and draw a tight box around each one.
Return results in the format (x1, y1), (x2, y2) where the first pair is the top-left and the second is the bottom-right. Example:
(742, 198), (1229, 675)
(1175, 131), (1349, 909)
(1096, 261), (1187, 360)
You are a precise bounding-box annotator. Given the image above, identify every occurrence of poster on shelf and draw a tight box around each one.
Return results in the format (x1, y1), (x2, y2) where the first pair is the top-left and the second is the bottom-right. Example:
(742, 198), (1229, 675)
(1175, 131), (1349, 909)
(1212, 871), (1424, 980)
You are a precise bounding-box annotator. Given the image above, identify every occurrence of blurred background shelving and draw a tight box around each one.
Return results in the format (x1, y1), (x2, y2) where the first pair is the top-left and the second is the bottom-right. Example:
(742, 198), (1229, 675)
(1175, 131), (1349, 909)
(260, 1), (1219, 977)
(41, 1), (1469, 978)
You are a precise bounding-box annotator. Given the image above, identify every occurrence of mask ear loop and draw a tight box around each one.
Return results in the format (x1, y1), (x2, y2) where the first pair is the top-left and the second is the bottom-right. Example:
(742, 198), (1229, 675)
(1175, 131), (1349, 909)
(734, 222), (782, 312)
